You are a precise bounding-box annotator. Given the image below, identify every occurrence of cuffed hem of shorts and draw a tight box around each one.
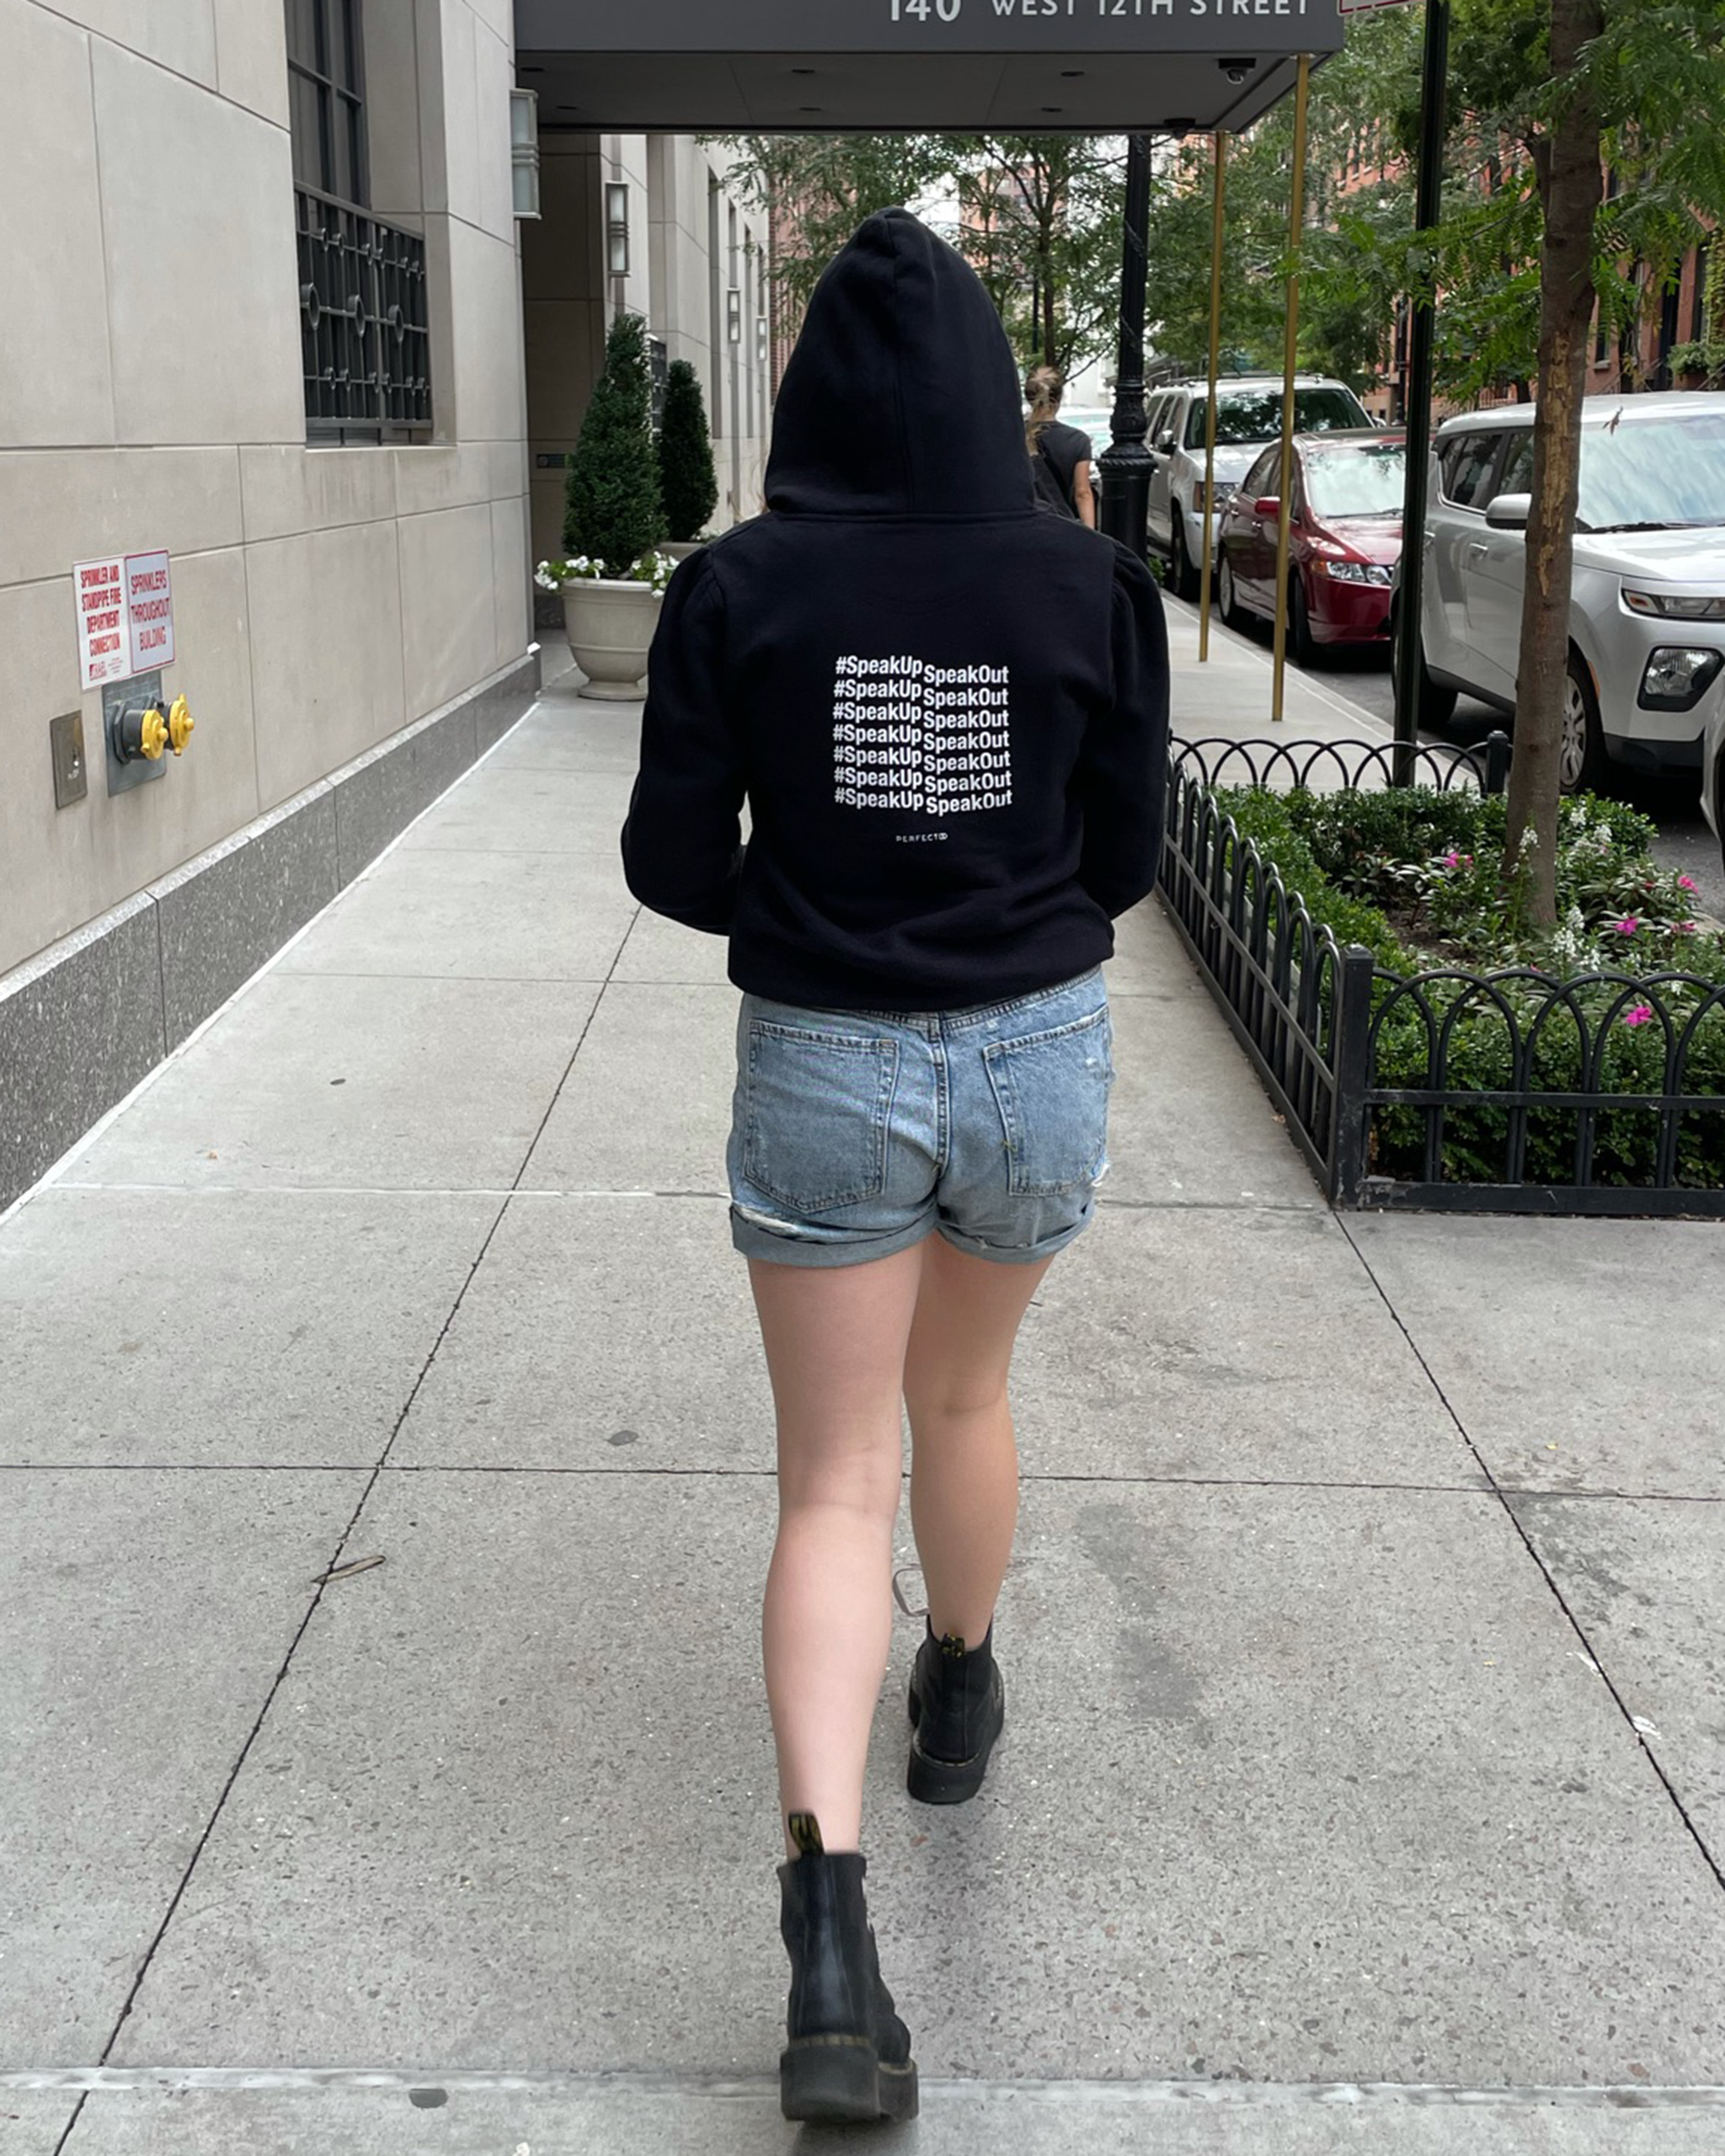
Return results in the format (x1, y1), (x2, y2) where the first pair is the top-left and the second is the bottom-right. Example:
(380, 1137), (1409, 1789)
(729, 1203), (938, 1269)
(937, 1205), (1095, 1267)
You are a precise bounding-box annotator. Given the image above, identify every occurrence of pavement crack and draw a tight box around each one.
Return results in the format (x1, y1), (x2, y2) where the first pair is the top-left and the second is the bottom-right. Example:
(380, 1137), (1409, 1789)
(1337, 1215), (1725, 1904)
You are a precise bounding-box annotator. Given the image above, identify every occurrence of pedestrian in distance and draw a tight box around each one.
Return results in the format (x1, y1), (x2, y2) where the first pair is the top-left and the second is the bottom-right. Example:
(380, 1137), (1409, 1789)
(621, 207), (1170, 2127)
(1025, 361), (1099, 527)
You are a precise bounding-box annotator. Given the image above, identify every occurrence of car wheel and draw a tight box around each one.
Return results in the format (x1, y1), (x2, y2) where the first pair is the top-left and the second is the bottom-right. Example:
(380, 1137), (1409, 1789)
(1218, 552), (1247, 630)
(1559, 651), (1608, 796)
(1288, 578), (1317, 670)
(1391, 605), (1458, 731)
(1170, 515), (1197, 601)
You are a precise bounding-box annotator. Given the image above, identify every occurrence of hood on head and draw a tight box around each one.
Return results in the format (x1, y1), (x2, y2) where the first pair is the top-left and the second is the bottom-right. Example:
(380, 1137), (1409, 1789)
(766, 208), (1034, 519)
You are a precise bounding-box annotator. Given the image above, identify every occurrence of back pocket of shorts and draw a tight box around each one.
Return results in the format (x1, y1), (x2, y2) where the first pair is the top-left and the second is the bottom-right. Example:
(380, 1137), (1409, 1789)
(983, 1007), (1113, 1197)
(742, 1022), (900, 1214)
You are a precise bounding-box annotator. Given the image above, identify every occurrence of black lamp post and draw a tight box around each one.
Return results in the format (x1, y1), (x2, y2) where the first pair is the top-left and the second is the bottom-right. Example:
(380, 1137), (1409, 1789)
(1098, 131), (1156, 563)
(1391, 0), (1451, 776)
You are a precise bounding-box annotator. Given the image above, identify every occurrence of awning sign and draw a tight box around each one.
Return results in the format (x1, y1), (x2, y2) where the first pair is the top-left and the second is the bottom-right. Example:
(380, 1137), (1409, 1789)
(74, 550), (176, 691)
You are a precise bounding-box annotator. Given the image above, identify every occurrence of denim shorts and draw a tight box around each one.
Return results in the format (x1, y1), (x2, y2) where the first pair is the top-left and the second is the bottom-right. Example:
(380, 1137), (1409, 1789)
(727, 970), (1114, 1269)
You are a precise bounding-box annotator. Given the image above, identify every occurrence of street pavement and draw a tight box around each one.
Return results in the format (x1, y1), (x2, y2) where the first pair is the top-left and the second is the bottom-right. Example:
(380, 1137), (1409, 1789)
(3, 623), (1724, 2154)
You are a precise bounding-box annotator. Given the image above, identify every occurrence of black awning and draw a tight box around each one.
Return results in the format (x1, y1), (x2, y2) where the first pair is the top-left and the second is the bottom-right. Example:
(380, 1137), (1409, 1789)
(515, 0), (1343, 134)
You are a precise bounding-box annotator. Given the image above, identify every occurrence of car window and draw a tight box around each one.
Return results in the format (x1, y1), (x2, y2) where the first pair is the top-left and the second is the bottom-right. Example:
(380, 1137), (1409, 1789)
(1575, 409), (1725, 530)
(1185, 384), (1371, 450)
(1301, 440), (1407, 518)
(1149, 393), (1177, 447)
(1242, 448), (1279, 499)
(1439, 432), (1508, 509)
(1496, 435), (1535, 497)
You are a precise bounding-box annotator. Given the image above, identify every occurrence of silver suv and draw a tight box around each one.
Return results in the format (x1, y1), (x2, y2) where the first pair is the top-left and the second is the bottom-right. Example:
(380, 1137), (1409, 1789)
(1407, 392), (1725, 793)
(1146, 374), (1373, 598)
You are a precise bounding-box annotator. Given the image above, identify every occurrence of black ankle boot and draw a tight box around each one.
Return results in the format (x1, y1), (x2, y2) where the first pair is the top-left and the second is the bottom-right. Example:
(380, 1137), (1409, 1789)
(906, 1620), (1005, 1805)
(777, 1814), (918, 2124)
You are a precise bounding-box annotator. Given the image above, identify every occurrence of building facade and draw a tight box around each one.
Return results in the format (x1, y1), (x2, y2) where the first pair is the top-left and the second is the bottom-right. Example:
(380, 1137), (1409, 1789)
(0, 0), (769, 1212)
(521, 131), (772, 590)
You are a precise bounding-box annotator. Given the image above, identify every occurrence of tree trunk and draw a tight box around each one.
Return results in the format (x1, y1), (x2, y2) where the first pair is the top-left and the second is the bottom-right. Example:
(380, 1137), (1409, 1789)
(1500, 0), (1603, 927)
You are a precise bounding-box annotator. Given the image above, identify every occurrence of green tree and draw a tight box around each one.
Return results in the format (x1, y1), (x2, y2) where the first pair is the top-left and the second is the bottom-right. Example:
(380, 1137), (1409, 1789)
(954, 137), (1128, 372)
(1143, 11), (1423, 391)
(658, 359), (718, 542)
(563, 312), (664, 576)
(714, 134), (1128, 376)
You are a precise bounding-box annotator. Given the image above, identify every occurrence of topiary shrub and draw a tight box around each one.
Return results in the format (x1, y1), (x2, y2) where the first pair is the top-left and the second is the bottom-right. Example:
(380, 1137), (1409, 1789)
(563, 312), (665, 577)
(657, 359), (719, 542)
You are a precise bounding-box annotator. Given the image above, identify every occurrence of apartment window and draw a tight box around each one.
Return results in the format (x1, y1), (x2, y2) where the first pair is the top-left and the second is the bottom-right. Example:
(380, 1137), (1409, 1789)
(288, 0), (366, 206)
(286, 0), (430, 440)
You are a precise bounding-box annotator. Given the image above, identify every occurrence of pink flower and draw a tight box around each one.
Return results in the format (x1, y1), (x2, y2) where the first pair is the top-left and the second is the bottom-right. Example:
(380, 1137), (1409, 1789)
(1679, 875), (1699, 893)
(1674, 920), (1699, 934)
(1611, 916), (1641, 934)
(1622, 1004), (1655, 1027)
(1442, 849), (1461, 870)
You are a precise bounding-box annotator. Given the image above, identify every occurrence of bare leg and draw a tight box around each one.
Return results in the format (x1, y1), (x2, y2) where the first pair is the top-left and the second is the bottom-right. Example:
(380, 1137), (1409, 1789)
(903, 1239), (1054, 1646)
(752, 1245), (926, 1855)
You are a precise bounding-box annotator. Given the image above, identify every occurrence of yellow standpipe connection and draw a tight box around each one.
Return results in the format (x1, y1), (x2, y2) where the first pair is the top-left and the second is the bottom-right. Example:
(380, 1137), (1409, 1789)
(168, 695), (195, 755)
(1270, 52), (1312, 726)
(137, 707), (168, 761)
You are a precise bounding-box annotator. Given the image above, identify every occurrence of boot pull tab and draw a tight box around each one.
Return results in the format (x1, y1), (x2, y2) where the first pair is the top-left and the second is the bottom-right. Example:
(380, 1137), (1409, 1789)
(939, 1632), (968, 1662)
(787, 1812), (825, 1856)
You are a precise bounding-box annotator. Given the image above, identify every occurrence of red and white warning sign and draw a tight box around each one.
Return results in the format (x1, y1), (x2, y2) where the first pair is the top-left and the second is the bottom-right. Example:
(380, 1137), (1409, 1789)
(74, 549), (176, 690)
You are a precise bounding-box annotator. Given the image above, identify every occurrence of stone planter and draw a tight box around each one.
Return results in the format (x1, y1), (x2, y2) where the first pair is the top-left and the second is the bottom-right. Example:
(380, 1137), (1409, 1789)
(661, 538), (707, 563)
(560, 577), (664, 702)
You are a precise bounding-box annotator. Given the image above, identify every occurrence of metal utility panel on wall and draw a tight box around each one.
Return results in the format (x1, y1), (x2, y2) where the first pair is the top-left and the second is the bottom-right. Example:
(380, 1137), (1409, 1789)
(515, 0), (1343, 134)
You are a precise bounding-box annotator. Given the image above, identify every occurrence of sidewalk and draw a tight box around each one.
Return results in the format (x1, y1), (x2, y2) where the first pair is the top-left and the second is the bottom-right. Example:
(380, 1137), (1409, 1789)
(3, 611), (1723, 2155)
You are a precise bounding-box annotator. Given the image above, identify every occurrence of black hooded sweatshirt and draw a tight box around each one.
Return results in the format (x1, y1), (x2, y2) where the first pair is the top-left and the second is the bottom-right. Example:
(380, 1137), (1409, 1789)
(621, 208), (1170, 1012)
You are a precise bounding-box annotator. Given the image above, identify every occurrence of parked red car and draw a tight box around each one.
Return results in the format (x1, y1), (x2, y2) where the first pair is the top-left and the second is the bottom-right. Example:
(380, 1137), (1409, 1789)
(1215, 430), (1406, 665)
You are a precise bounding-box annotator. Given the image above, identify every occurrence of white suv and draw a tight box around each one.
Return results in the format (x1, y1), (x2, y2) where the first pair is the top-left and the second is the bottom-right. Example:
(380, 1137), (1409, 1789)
(1407, 392), (1725, 794)
(1145, 374), (1374, 598)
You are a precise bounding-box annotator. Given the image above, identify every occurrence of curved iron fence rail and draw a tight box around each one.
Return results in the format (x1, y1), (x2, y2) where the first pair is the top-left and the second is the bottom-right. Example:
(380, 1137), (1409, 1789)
(1156, 738), (1725, 1217)
(1171, 733), (1505, 796)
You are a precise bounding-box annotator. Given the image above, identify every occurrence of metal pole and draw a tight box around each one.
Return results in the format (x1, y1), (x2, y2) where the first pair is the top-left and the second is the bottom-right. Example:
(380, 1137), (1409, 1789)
(1269, 54), (1311, 724)
(1198, 131), (1228, 662)
(1099, 131), (1154, 564)
(1391, 0), (1451, 782)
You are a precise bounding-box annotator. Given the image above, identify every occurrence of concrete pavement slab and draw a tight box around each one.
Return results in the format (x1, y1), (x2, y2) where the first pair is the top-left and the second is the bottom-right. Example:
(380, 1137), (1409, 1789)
(104, 1475), (1725, 2084)
(398, 770), (636, 857)
(0, 1190), (502, 1469)
(485, 699), (645, 777)
(68, 976), (602, 1193)
(0, 2094), (77, 2154)
(610, 909), (734, 988)
(43, 2079), (1725, 2155)
(0, 1470), (369, 2065)
(521, 985), (735, 1197)
(277, 851), (638, 985)
(394, 1193), (772, 1471)
(1104, 926), (1322, 1211)
(1015, 1207), (1480, 1486)
(1343, 1218), (1725, 1497)
(1507, 1494), (1725, 1867)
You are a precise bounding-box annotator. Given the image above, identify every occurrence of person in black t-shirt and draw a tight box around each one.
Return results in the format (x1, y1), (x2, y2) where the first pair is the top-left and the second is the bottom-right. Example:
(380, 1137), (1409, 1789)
(1024, 363), (1097, 527)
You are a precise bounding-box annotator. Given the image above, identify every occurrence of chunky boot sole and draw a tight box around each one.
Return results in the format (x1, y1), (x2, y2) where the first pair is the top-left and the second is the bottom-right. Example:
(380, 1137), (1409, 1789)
(780, 2036), (920, 2123)
(906, 1681), (1001, 1805)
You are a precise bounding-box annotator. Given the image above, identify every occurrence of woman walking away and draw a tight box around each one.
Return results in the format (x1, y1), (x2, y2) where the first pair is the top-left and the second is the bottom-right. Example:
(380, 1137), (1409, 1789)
(621, 208), (1169, 2126)
(1025, 362), (1098, 526)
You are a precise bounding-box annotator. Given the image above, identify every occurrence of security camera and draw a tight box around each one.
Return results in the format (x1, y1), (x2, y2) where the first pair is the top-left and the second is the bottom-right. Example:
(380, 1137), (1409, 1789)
(1218, 59), (1257, 84)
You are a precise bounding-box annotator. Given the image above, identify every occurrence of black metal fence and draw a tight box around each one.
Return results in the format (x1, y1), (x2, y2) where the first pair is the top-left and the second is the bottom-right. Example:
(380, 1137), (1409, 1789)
(1157, 737), (1725, 1217)
(296, 187), (431, 437)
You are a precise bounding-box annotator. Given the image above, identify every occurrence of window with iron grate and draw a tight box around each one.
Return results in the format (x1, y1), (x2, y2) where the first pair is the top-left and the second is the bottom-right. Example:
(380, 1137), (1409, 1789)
(286, 0), (430, 442)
